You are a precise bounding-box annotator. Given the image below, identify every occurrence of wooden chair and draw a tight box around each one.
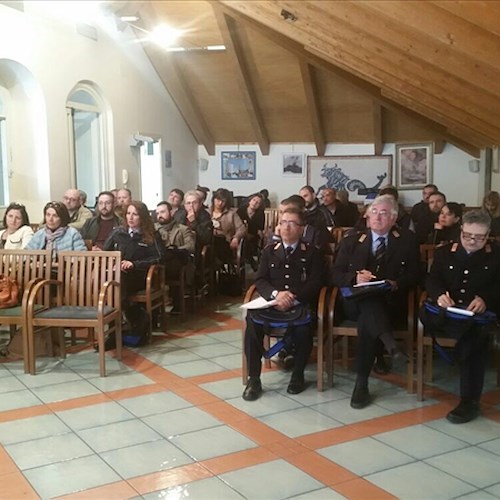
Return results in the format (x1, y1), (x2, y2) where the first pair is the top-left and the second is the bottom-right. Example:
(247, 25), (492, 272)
(327, 287), (416, 393)
(416, 292), (500, 400)
(0, 249), (52, 372)
(264, 208), (280, 232)
(128, 264), (167, 340)
(241, 284), (331, 391)
(419, 244), (436, 274)
(165, 262), (196, 320)
(23, 251), (122, 377)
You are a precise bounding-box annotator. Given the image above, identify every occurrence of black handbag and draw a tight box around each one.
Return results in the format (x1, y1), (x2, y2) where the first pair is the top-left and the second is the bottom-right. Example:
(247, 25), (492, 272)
(340, 281), (391, 300)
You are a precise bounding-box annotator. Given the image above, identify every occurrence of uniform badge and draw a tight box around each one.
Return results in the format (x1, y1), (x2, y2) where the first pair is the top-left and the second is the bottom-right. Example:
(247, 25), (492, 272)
(358, 234), (367, 243)
(451, 243), (458, 252)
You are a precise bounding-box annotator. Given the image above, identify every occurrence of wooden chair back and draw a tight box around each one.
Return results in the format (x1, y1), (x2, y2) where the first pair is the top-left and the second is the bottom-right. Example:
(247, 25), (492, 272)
(419, 244), (436, 273)
(264, 208), (279, 231)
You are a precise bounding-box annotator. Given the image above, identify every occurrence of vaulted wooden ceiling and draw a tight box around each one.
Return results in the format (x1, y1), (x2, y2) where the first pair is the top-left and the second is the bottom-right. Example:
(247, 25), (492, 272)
(109, 1), (500, 158)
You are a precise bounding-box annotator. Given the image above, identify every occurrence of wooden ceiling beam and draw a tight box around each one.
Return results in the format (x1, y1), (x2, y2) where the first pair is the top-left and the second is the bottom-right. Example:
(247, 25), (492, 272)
(212, 5), (270, 155)
(131, 2), (215, 154)
(298, 60), (325, 156)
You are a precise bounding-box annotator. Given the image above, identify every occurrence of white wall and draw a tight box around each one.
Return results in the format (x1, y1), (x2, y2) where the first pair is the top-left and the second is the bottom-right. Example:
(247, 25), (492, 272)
(0, 2), (198, 217)
(199, 142), (481, 208)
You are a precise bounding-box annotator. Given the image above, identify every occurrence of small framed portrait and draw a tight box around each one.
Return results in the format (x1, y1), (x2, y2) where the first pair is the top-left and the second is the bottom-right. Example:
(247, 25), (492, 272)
(221, 151), (256, 180)
(396, 143), (433, 190)
(282, 153), (305, 177)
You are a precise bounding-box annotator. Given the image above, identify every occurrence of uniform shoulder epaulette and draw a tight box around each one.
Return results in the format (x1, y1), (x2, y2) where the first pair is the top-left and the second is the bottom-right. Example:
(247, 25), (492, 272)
(485, 243), (492, 253)
(273, 242), (282, 251)
(451, 242), (458, 252)
(300, 242), (307, 251)
(358, 233), (367, 243)
(391, 229), (400, 238)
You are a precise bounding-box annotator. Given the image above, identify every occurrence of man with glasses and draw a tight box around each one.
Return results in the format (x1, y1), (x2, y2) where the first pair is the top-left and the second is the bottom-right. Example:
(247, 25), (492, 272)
(62, 188), (93, 231)
(332, 195), (419, 409)
(421, 210), (500, 423)
(80, 191), (122, 250)
(243, 207), (324, 401)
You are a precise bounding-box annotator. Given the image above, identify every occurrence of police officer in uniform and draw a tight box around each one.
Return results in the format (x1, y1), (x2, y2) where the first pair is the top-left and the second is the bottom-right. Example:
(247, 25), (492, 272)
(332, 195), (419, 409)
(243, 206), (324, 401)
(421, 209), (500, 423)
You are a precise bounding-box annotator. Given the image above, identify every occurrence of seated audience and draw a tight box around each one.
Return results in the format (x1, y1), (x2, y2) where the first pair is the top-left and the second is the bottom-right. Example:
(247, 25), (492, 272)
(259, 188), (271, 208)
(103, 201), (166, 311)
(427, 202), (462, 245)
(27, 201), (87, 257)
(167, 188), (184, 217)
(211, 188), (246, 265)
(242, 207), (324, 401)
(415, 190), (446, 243)
(115, 188), (132, 219)
(481, 190), (500, 238)
(0, 202), (33, 249)
(62, 188), (93, 230)
(331, 194), (419, 409)
(420, 210), (500, 423)
(155, 201), (195, 313)
(336, 190), (360, 227)
(299, 186), (332, 250)
(236, 193), (265, 270)
(196, 185), (210, 211)
(80, 191), (122, 250)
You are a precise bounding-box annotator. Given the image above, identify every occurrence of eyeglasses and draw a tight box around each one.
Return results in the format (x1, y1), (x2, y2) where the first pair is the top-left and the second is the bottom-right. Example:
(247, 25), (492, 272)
(368, 208), (391, 218)
(279, 220), (303, 228)
(98, 201), (114, 206)
(461, 231), (488, 242)
(46, 202), (64, 209)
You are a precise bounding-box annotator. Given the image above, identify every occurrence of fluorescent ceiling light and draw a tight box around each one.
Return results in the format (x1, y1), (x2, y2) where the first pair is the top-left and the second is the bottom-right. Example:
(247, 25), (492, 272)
(120, 16), (139, 22)
(166, 47), (186, 52)
(206, 45), (226, 51)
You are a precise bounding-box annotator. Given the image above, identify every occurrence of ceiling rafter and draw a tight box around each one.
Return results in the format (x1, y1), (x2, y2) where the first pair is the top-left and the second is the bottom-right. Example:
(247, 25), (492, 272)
(372, 102), (383, 156)
(212, 4), (270, 155)
(217, 1), (480, 153)
(298, 60), (325, 156)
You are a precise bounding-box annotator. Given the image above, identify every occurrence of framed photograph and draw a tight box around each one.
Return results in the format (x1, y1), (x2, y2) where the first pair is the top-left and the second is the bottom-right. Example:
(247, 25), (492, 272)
(396, 143), (433, 190)
(221, 151), (256, 180)
(307, 155), (392, 203)
(282, 153), (305, 177)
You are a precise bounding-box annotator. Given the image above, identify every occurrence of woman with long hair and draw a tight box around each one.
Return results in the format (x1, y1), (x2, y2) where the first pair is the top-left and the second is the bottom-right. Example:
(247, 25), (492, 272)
(0, 202), (33, 249)
(482, 191), (500, 238)
(103, 201), (166, 306)
(428, 202), (462, 245)
(237, 193), (264, 270)
(211, 188), (247, 265)
(26, 201), (86, 257)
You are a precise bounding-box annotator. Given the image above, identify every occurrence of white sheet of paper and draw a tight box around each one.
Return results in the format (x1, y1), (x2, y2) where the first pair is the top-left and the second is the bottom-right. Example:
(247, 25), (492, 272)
(353, 280), (387, 288)
(240, 297), (278, 310)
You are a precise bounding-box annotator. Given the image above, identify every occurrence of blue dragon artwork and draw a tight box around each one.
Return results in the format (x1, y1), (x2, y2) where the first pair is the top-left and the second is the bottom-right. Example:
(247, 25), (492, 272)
(316, 163), (387, 197)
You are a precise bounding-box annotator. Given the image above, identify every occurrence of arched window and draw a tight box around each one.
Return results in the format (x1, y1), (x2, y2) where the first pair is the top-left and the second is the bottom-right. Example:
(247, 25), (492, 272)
(66, 83), (111, 206)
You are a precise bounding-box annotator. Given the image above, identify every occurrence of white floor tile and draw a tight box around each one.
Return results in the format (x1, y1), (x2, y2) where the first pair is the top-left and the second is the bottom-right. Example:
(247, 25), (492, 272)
(167, 359), (227, 377)
(0, 414), (71, 445)
(100, 439), (193, 479)
(201, 378), (246, 400)
(312, 398), (391, 425)
(5, 432), (93, 469)
(220, 459), (323, 499)
(367, 461), (475, 499)
(425, 416), (500, 445)
(425, 447), (500, 488)
(23, 455), (121, 498)
(375, 423), (468, 460)
(318, 437), (414, 476)
(0, 375), (28, 393)
(118, 391), (192, 417)
(30, 379), (102, 404)
(87, 371), (154, 392)
(169, 425), (257, 461)
(227, 391), (303, 418)
(478, 437), (500, 456)
(0, 389), (43, 412)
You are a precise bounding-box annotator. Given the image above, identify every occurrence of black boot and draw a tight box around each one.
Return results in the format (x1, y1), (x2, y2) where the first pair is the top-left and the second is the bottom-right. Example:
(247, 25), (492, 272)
(242, 377), (262, 401)
(351, 378), (370, 409)
(446, 399), (480, 424)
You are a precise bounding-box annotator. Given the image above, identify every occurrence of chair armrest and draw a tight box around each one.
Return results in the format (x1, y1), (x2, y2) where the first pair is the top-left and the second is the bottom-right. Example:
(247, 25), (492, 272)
(144, 264), (165, 293)
(243, 284), (257, 303)
(97, 280), (121, 314)
(327, 287), (340, 331)
(24, 279), (62, 317)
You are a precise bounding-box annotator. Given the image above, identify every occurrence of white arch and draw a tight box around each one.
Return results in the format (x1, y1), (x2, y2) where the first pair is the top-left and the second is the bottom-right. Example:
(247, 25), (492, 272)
(0, 58), (50, 214)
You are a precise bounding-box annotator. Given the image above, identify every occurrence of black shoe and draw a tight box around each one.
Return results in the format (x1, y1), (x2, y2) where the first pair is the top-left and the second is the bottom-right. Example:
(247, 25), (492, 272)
(287, 375), (305, 395)
(350, 383), (370, 409)
(446, 399), (480, 424)
(373, 355), (390, 375)
(242, 377), (262, 401)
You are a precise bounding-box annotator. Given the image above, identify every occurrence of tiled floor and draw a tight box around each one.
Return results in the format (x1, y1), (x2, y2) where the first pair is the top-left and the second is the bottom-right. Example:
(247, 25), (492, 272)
(0, 298), (499, 499)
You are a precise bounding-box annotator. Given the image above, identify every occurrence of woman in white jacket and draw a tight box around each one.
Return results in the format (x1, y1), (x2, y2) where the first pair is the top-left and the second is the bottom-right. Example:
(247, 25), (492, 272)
(0, 203), (33, 249)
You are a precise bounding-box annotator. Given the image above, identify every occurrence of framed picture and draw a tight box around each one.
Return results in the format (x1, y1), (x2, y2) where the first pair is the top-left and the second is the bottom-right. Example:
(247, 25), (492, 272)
(282, 153), (305, 177)
(396, 143), (433, 190)
(307, 155), (392, 203)
(221, 151), (256, 180)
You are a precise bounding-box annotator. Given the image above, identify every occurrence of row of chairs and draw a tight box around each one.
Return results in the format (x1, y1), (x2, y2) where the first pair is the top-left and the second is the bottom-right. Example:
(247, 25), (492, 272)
(0, 249), (166, 377)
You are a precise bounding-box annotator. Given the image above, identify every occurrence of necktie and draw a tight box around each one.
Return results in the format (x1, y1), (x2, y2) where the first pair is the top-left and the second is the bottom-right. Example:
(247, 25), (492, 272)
(285, 246), (293, 259)
(374, 236), (386, 270)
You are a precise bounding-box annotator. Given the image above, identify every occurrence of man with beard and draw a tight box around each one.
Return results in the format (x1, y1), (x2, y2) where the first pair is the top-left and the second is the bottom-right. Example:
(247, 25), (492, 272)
(80, 191), (121, 249)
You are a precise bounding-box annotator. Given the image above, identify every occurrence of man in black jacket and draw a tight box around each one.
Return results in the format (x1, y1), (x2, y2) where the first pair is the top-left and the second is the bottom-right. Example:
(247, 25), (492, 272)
(243, 207), (324, 401)
(421, 210), (500, 423)
(332, 195), (419, 409)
